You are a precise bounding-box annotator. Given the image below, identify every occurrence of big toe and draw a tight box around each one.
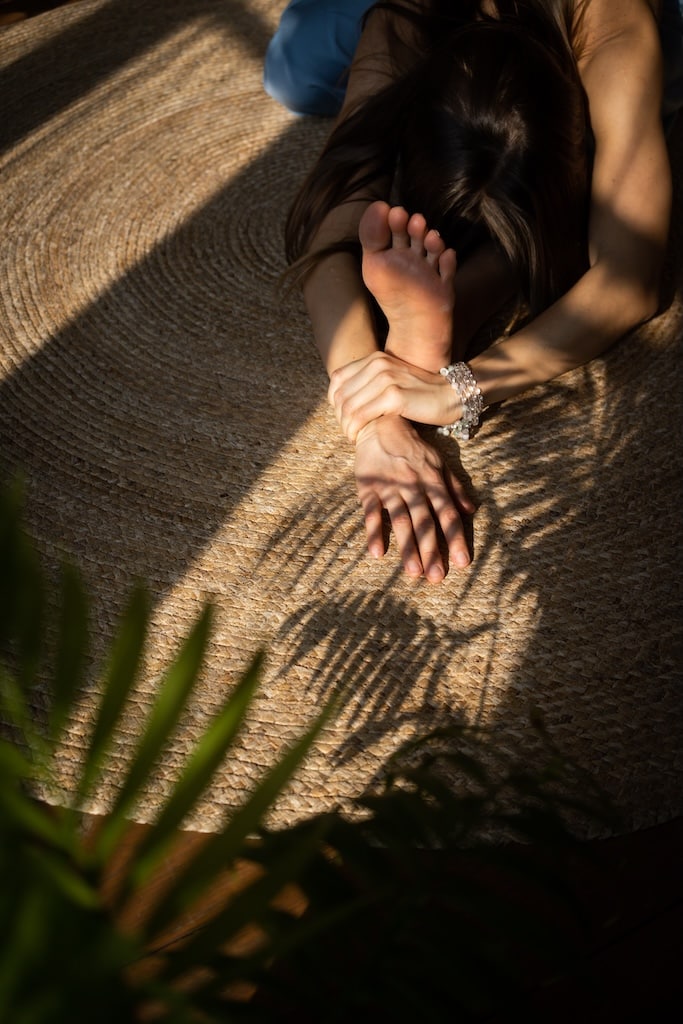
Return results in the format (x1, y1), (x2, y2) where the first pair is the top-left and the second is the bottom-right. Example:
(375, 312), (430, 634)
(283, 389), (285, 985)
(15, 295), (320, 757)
(359, 200), (392, 253)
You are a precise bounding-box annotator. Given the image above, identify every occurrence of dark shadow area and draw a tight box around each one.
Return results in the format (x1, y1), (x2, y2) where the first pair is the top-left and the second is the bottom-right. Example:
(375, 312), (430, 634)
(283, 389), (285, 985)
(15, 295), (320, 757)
(0, 0), (332, 660)
(0, 0), (273, 152)
(258, 477), (496, 775)
(0, 118), (324, 626)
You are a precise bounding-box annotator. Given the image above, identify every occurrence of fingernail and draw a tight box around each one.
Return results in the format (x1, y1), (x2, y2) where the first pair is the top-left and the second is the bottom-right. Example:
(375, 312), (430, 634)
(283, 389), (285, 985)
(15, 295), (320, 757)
(427, 564), (444, 582)
(406, 561), (422, 576)
(454, 550), (470, 568)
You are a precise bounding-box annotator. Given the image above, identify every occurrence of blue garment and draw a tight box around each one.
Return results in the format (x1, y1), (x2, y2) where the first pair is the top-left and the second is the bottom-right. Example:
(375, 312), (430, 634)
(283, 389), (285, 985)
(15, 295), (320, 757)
(264, 0), (374, 115)
(264, 0), (683, 119)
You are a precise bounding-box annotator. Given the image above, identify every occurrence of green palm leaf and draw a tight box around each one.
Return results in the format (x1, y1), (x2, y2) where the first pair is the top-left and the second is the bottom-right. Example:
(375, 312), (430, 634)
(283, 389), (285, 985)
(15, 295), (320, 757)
(119, 650), (265, 897)
(92, 602), (213, 862)
(49, 563), (89, 743)
(76, 584), (151, 806)
(143, 698), (335, 940)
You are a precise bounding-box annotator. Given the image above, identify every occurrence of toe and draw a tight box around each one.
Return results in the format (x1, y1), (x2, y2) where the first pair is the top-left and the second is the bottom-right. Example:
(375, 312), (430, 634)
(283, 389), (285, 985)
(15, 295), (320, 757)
(407, 212), (428, 253)
(424, 228), (445, 267)
(438, 247), (457, 282)
(387, 205), (410, 248)
(359, 200), (392, 253)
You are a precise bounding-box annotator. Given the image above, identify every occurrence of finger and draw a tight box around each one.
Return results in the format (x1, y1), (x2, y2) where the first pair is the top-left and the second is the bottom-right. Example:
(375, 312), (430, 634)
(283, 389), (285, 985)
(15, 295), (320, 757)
(343, 378), (452, 439)
(403, 490), (447, 583)
(328, 352), (382, 401)
(444, 464), (477, 515)
(426, 481), (471, 570)
(328, 361), (363, 406)
(427, 465), (476, 569)
(342, 389), (406, 443)
(334, 365), (407, 439)
(359, 491), (386, 559)
(385, 500), (424, 578)
(335, 361), (447, 438)
(327, 374), (340, 408)
(329, 353), (396, 409)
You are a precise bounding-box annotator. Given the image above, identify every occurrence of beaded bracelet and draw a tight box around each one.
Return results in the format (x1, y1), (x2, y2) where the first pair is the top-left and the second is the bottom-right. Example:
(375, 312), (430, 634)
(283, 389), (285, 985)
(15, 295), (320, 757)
(436, 362), (487, 441)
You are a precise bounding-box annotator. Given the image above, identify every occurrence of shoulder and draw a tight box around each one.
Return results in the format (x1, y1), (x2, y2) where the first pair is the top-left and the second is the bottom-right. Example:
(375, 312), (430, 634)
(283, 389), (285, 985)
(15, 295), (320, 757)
(577, 0), (670, 281)
(576, 0), (662, 67)
(575, 0), (664, 128)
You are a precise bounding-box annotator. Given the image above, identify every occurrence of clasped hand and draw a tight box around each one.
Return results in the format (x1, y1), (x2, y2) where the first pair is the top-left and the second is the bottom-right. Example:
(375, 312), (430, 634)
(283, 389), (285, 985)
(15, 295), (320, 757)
(329, 353), (473, 582)
(353, 414), (475, 582)
(328, 351), (460, 443)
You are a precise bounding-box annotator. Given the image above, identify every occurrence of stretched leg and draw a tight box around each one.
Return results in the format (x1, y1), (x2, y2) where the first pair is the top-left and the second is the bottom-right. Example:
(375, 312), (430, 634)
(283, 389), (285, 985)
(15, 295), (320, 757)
(359, 201), (456, 373)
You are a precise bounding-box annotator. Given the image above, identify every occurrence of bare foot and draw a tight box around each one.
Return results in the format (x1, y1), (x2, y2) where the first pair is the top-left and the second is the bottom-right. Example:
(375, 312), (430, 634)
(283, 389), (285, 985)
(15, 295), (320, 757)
(359, 201), (456, 373)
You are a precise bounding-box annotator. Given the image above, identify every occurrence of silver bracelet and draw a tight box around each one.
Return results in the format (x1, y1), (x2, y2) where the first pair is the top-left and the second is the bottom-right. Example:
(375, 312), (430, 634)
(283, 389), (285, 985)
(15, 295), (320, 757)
(436, 362), (487, 441)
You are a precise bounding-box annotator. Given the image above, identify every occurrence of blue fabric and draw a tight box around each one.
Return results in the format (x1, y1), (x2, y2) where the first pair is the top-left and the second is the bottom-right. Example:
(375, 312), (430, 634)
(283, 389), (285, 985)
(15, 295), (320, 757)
(264, 0), (683, 120)
(264, 0), (375, 115)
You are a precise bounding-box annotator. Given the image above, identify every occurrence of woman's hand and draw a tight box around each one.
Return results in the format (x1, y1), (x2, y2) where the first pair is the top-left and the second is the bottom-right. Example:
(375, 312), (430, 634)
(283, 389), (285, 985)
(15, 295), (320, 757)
(329, 351), (460, 443)
(354, 414), (475, 582)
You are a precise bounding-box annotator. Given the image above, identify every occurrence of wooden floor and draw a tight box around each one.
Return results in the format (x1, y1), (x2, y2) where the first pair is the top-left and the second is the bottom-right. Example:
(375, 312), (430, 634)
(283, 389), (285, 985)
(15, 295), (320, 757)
(2, 0), (682, 1017)
(97, 812), (682, 1020)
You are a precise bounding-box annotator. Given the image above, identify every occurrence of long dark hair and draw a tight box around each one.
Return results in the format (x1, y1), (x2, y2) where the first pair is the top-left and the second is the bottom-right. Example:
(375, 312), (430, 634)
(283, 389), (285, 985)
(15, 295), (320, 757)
(285, 0), (591, 316)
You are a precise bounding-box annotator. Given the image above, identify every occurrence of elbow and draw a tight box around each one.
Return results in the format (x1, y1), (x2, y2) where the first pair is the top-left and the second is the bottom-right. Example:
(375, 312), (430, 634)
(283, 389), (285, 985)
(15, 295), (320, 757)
(624, 281), (662, 331)
(596, 267), (664, 337)
(588, 246), (667, 335)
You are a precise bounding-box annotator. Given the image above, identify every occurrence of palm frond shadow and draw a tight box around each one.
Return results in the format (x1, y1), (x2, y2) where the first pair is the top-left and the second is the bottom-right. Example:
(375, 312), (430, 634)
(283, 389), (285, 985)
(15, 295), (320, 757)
(477, 303), (682, 824)
(257, 476), (378, 585)
(260, 266), (682, 826)
(276, 590), (490, 769)
(260, 481), (533, 781)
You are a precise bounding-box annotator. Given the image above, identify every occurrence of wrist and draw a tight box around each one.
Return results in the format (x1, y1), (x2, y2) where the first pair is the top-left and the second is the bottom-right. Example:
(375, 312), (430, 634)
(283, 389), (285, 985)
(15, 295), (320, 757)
(354, 414), (406, 447)
(354, 416), (386, 446)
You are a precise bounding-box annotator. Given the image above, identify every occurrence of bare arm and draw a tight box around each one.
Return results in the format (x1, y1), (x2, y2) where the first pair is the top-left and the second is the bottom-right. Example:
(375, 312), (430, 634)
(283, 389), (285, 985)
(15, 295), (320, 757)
(331, 0), (672, 437)
(314, 0), (670, 393)
(469, 0), (671, 403)
(302, 6), (403, 374)
(297, 1), (672, 580)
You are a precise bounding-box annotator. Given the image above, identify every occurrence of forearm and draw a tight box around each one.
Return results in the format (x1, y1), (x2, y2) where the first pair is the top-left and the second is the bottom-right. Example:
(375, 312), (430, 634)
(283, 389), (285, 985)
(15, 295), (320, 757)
(303, 251), (379, 374)
(297, 139), (391, 375)
(469, 262), (660, 406)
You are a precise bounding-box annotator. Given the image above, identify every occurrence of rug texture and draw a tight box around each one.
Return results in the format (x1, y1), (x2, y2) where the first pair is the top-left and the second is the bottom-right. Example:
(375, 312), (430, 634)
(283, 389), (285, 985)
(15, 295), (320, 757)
(1, 0), (681, 834)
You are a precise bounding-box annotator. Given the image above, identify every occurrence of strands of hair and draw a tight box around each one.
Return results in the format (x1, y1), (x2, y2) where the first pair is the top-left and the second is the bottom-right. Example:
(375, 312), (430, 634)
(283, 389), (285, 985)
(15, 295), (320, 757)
(285, 0), (591, 318)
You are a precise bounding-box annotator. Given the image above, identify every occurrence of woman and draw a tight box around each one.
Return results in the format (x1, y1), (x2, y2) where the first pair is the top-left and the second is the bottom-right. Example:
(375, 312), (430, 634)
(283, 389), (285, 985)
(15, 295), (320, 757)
(265, 1), (675, 583)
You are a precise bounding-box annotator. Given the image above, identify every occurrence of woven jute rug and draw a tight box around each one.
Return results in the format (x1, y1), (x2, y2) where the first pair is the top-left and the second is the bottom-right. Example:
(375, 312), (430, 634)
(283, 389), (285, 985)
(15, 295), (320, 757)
(1, 0), (681, 835)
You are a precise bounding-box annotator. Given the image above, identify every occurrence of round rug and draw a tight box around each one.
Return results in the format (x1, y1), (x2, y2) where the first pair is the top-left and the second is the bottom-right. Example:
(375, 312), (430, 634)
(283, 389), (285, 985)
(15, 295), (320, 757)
(1, 0), (681, 834)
